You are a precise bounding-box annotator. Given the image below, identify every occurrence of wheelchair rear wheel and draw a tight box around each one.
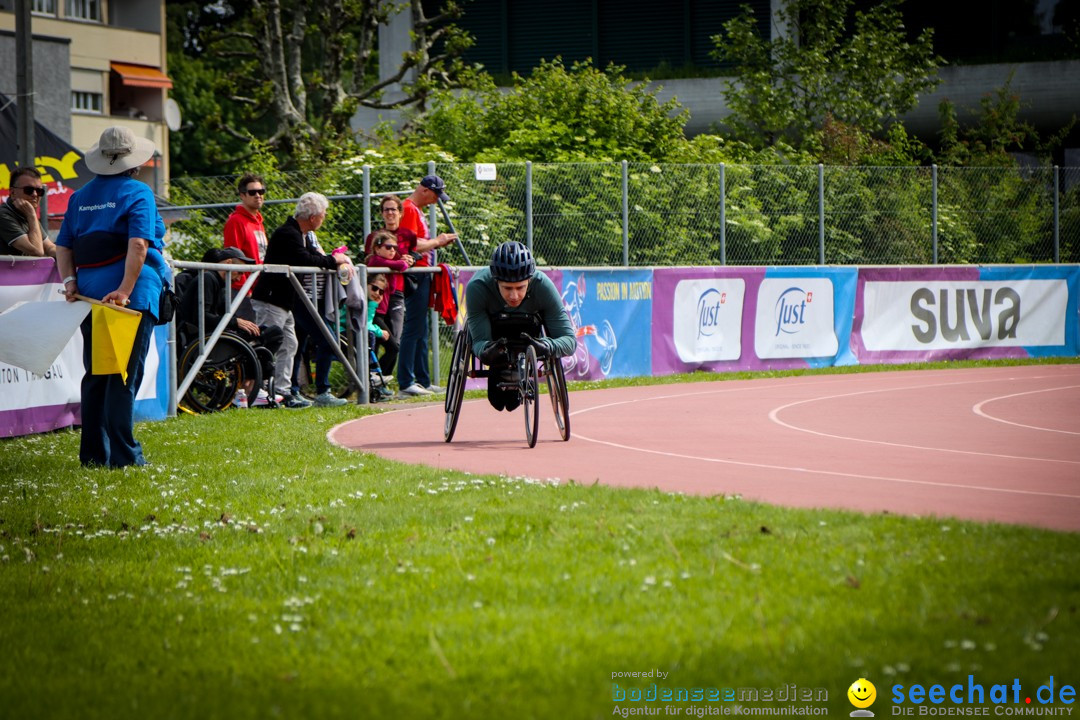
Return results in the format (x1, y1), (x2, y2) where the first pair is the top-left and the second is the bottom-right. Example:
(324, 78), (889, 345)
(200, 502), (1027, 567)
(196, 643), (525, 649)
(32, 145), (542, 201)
(178, 334), (262, 413)
(545, 355), (571, 441)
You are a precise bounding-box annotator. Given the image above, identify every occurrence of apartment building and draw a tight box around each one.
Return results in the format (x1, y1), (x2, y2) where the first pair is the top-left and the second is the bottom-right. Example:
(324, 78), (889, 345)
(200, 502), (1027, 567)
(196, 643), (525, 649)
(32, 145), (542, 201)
(0, 0), (171, 195)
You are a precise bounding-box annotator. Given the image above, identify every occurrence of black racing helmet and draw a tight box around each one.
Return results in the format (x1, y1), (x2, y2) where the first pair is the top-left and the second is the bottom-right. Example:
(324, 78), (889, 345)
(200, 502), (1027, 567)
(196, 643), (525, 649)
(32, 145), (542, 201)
(489, 241), (536, 282)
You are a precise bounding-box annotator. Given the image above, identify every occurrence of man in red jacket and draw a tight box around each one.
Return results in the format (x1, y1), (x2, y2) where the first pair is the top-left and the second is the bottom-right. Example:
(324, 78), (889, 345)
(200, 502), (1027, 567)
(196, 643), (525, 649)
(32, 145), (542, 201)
(223, 173), (268, 293)
(396, 174), (457, 396)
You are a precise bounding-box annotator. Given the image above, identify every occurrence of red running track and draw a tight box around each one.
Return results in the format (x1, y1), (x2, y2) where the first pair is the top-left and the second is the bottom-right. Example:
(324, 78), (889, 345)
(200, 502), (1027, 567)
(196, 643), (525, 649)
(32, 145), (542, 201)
(328, 365), (1080, 532)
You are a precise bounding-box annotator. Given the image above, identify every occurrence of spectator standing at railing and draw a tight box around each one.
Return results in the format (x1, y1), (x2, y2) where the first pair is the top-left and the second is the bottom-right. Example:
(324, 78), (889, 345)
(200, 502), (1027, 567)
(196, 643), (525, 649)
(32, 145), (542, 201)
(396, 175), (457, 397)
(250, 192), (352, 409)
(288, 226), (348, 407)
(363, 228), (413, 379)
(364, 195), (415, 384)
(55, 126), (166, 468)
(1, 166), (56, 257)
(222, 173), (268, 294)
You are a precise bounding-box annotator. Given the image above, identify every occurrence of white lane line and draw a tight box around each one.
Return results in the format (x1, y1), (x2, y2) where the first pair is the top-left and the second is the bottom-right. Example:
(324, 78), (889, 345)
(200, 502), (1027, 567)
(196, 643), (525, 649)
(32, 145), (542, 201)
(571, 430), (1080, 500)
(765, 377), (1080, 465)
(972, 385), (1080, 436)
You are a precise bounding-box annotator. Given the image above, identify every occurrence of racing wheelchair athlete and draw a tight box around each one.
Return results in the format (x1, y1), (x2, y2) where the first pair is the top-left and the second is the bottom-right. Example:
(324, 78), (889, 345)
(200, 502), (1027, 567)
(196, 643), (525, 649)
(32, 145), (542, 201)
(444, 241), (576, 446)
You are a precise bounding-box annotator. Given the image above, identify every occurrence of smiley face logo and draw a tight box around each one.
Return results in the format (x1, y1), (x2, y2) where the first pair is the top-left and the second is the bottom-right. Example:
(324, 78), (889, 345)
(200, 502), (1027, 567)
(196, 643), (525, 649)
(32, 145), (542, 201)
(848, 678), (877, 713)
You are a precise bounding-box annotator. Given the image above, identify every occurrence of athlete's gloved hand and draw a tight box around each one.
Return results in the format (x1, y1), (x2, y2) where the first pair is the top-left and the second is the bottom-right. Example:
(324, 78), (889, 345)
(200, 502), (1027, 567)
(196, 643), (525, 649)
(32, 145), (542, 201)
(478, 338), (508, 366)
(519, 333), (549, 357)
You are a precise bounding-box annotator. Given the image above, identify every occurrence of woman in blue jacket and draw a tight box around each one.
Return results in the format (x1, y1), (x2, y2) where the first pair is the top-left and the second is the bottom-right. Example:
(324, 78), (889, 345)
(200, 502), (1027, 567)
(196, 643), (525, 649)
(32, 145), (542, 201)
(55, 126), (165, 468)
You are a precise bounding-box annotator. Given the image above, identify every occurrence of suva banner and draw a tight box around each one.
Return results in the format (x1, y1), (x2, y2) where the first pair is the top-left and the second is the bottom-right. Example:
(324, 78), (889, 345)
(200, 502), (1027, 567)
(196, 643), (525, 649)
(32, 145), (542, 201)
(1, 258), (171, 438)
(853, 266), (1079, 363)
(652, 267), (859, 373)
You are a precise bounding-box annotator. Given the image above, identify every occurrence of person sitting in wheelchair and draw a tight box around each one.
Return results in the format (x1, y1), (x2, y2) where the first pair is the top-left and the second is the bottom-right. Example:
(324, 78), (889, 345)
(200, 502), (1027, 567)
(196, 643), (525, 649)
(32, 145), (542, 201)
(465, 241), (576, 411)
(176, 246), (284, 403)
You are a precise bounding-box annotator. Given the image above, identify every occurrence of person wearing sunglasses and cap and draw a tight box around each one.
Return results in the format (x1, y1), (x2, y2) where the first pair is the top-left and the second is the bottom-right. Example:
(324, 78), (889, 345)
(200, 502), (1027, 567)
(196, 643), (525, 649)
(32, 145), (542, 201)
(55, 125), (168, 468)
(396, 174), (458, 397)
(1, 166), (56, 257)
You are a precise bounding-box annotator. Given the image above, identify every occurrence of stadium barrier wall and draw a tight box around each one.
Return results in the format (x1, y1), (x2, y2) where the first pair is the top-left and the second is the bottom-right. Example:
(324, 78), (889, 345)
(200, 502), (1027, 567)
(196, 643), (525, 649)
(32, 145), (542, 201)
(457, 264), (1079, 382)
(4, 261), (1076, 436)
(1, 258), (171, 438)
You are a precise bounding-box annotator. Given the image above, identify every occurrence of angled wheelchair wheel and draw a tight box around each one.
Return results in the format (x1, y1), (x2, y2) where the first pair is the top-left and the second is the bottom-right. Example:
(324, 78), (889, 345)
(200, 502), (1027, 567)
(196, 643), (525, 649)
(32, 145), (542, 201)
(545, 355), (571, 441)
(444, 328), (471, 442)
(179, 334), (261, 414)
(522, 345), (540, 448)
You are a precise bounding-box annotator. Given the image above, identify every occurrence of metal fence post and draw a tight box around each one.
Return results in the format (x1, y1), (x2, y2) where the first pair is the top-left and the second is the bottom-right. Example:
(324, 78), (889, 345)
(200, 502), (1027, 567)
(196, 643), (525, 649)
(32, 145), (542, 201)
(1054, 165), (1060, 264)
(720, 163), (726, 266)
(362, 165), (371, 239)
(932, 164), (939, 265)
(622, 160), (629, 266)
(526, 161), (533, 252)
(818, 163), (825, 264)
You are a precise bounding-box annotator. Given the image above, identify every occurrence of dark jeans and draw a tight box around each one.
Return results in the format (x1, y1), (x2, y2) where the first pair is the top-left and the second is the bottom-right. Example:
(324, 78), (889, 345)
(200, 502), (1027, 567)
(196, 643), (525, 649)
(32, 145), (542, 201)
(397, 273), (431, 389)
(293, 309), (337, 394)
(78, 312), (156, 468)
(377, 292), (404, 376)
(374, 315), (399, 375)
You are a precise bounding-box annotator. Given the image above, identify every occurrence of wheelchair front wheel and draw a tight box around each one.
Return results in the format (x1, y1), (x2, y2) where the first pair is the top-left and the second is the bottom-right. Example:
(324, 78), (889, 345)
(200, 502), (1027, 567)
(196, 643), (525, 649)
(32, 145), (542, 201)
(444, 329), (470, 442)
(522, 345), (540, 448)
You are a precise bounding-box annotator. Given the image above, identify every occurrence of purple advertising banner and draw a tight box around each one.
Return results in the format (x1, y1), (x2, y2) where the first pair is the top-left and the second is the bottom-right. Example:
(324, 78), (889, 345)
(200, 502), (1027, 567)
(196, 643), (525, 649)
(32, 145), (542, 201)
(651, 267), (859, 374)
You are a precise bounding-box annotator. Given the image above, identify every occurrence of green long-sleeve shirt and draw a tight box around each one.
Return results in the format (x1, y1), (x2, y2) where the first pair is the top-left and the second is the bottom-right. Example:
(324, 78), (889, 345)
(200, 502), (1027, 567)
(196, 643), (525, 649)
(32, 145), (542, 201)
(465, 267), (576, 359)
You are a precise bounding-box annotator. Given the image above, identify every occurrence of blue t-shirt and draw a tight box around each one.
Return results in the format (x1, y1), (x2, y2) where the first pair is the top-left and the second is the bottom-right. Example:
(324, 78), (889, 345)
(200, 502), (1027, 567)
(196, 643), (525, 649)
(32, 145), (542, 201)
(56, 174), (165, 319)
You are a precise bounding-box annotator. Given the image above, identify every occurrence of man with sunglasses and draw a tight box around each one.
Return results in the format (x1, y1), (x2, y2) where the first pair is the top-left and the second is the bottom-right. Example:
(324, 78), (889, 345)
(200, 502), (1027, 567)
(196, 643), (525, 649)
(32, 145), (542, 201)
(1, 166), (56, 257)
(223, 173), (268, 293)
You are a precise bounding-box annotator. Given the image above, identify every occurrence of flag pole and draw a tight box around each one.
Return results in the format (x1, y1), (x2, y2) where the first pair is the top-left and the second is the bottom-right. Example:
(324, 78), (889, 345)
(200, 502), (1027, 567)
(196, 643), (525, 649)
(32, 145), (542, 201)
(61, 291), (143, 317)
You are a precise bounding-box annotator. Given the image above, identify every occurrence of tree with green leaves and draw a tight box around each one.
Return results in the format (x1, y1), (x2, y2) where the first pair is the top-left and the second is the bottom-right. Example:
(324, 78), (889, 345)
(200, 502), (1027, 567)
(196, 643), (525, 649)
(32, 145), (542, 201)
(409, 58), (690, 163)
(166, 0), (479, 174)
(711, 0), (942, 151)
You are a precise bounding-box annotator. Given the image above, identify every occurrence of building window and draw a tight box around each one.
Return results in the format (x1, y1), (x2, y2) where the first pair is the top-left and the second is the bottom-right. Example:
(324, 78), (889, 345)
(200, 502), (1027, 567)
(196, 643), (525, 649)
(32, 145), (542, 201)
(71, 91), (103, 114)
(66, 0), (101, 22)
(32, 0), (57, 14)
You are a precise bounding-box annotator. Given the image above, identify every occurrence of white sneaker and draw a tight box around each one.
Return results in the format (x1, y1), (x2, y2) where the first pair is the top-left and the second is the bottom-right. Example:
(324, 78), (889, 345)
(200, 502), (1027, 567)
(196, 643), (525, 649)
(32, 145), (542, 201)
(400, 383), (434, 396)
(425, 384), (444, 393)
(250, 389), (283, 407)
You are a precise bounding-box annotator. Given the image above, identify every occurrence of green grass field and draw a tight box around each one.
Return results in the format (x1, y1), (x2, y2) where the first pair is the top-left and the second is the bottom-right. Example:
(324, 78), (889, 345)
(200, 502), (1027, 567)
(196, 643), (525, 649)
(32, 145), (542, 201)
(2, 360), (1078, 720)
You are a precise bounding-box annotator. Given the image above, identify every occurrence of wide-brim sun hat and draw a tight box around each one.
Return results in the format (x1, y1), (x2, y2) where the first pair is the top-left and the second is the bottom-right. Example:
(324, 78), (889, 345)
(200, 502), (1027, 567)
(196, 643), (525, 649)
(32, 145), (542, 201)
(85, 126), (156, 175)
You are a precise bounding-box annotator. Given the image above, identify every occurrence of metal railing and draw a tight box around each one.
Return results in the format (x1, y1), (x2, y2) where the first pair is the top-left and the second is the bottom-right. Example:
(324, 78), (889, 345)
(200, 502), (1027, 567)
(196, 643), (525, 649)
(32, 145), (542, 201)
(169, 261), (449, 412)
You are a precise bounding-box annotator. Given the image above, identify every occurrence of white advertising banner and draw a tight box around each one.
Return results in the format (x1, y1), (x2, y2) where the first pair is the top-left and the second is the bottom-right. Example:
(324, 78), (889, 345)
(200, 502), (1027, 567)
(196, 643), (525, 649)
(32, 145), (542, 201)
(0, 281), (85, 415)
(672, 278), (745, 362)
(862, 280), (1068, 351)
(754, 278), (838, 359)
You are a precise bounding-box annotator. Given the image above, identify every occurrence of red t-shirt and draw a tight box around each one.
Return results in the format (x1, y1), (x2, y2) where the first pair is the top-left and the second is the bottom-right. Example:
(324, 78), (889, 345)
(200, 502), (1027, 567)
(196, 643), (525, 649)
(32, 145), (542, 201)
(400, 199), (431, 266)
(222, 205), (267, 292)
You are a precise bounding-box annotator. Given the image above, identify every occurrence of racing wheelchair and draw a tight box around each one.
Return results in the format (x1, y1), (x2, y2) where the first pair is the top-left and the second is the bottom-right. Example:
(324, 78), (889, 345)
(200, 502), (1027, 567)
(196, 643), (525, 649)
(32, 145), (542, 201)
(443, 314), (571, 448)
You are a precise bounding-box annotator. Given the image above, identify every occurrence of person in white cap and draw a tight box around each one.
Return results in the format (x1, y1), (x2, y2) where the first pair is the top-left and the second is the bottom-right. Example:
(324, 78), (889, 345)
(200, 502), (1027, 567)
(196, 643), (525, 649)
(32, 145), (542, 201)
(54, 125), (168, 468)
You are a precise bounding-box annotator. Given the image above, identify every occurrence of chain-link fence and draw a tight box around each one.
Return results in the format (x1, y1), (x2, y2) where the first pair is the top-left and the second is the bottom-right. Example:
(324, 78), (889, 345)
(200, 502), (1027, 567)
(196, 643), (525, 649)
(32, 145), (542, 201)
(166, 162), (1079, 268)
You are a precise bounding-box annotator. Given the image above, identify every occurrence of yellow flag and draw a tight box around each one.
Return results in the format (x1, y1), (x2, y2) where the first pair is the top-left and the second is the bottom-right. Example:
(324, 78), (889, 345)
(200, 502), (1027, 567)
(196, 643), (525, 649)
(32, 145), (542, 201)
(91, 303), (142, 383)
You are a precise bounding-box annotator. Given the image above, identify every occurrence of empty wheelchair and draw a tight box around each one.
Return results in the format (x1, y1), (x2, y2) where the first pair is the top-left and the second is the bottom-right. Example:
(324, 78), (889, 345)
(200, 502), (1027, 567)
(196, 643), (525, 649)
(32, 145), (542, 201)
(443, 323), (571, 448)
